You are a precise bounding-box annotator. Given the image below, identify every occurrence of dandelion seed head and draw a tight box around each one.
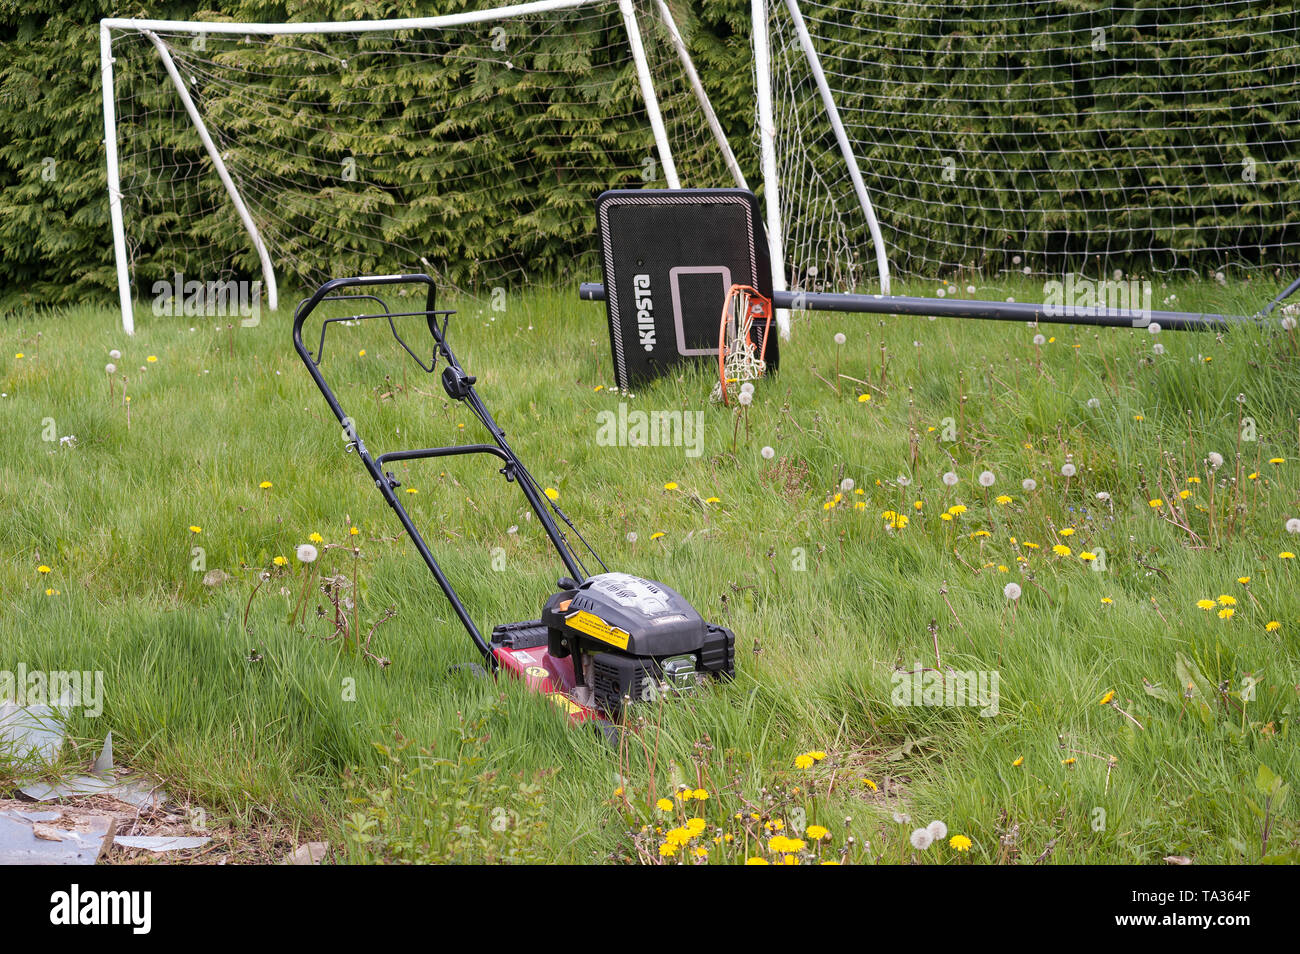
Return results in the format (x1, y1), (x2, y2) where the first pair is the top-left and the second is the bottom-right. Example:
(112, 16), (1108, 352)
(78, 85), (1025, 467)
(834, 332), (846, 345)
(1061, 463), (1077, 477)
(1086, 398), (1100, 409)
(1148, 322), (1161, 335)
(1153, 343), (1165, 355)
(942, 471), (959, 486)
(1033, 334), (1046, 345)
(1022, 478), (1037, 491)
(978, 470), (995, 487)
(927, 820), (948, 840)
(738, 391), (752, 406)
(109, 349), (121, 360)
(1208, 452), (1224, 469)
(910, 828), (934, 850)
(105, 364), (116, 374)
(296, 543), (318, 563)
(1286, 518), (1300, 534)
(840, 478), (855, 492)
(761, 446), (775, 460)
(1004, 582), (1022, 600)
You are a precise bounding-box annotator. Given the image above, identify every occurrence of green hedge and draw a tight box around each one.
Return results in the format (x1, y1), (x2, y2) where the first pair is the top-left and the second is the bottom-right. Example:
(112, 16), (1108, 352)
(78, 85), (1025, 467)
(1, 1), (1296, 314)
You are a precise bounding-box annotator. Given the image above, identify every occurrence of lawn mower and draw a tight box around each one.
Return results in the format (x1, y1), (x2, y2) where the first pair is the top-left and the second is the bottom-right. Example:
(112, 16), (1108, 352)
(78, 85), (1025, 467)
(292, 274), (734, 724)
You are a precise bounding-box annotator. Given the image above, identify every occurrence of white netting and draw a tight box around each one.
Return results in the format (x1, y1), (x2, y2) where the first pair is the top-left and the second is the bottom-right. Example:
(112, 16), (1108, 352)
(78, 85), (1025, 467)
(109, 1), (737, 310)
(765, 0), (1300, 289)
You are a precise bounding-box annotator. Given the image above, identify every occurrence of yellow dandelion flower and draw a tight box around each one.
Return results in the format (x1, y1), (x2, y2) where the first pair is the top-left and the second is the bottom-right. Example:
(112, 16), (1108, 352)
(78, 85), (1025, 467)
(940, 512), (953, 521)
(1196, 599), (1217, 610)
(1053, 544), (1071, 557)
(809, 751), (826, 761)
(1265, 620), (1281, 632)
(693, 846), (708, 859)
(1023, 541), (1040, 549)
(189, 525), (202, 534)
(1149, 498), (1163, 508)
(659, 842), (678, 858)
(37, 565), (51, 574)
(358, 349), (366, 357)
(1187, 476), (1201, 484)
(806, 825), (830, 841)
(854, 501), (867, 511)
(692, 789), (708, 800)
(650, 531), (665, 540)
(1101, 597), (1113, 604)
(1237, 576), (1250, 584)
(995, 495), (1012, 505)
(1269, 457), (1285, 464)
(1059, 527), (1075, 537)
(998, 565), (1009, 573)
(309, 532), (324, 543)
(350, 526), (360, 536)
(405, 487), (418, 494)
(914, 500), (923, 511)
(1217, 595), (1236, 606)
(949, 834), (972, 851)
(795, 754), (815, 769)
(948, 504), (967, 516)
(1012, 756), (1024, 767)
(544, 487), (559, 500)
(1281, 552), (1296, 559)
(857, 393), (871, 402)
(861, 778), (878, 791)
(146, 355), (158, 363)
(1062, 757), (1077, 766)
(45, 588), (59, 596)
(1099, 691), (1115, 705)
(745, 857), (769, 865)
(1218, 607), (1234, 619)
(663, 482), (678, 490)
(272, 556), (288, 566)
(656, 798), (673, 812)
(260, 481), (273, 489)
(1080, 551), (1097, 561)
(705, 496), (720, 504)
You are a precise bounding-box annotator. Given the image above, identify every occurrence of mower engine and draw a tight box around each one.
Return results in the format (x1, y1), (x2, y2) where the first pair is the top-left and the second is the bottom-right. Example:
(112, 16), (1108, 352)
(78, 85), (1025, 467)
(491, 572), (734, 719)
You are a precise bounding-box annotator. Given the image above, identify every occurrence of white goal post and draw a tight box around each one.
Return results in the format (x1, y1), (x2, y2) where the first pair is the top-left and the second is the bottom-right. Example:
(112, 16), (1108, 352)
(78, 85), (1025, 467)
(101, 0), (746, 333)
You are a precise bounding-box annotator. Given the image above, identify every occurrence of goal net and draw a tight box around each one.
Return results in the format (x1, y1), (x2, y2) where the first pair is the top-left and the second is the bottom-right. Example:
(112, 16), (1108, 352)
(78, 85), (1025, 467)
(102, 0), (744, 331)
(760, 0), (1300, 292)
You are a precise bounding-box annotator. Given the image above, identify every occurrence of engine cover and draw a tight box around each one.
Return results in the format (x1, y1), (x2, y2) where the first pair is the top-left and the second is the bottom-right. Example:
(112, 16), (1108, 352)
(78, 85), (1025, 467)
(541, 572), (734, 713)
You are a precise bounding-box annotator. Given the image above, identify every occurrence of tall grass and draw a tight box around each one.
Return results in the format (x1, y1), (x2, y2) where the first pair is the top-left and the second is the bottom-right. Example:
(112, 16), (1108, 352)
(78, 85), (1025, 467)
(1, 274), (1296, 863)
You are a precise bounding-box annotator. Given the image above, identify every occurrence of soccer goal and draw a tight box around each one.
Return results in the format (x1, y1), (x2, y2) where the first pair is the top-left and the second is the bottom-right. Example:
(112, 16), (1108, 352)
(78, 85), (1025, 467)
(755, 0), (1300, 300)
(100, 0), (746, 333)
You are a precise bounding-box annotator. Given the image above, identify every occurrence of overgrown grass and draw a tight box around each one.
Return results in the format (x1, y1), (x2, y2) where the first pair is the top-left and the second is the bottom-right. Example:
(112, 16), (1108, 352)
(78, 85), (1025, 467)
(1, 274), (1297, 864)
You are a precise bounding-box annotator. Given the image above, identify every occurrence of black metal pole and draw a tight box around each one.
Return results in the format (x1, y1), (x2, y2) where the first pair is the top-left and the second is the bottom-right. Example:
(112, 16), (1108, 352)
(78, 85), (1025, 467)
(577, 283), (1255, 331)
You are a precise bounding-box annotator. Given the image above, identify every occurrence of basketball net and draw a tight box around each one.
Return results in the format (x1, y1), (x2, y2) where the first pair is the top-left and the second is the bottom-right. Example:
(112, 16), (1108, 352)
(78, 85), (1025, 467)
(712, 284), (774, 406)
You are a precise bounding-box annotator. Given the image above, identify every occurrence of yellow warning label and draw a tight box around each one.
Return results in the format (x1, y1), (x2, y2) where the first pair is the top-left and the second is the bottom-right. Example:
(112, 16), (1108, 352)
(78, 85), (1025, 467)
(524, 665), (549, 680)
(547, 692), (584, 716)
(565, 610), (630, 650)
